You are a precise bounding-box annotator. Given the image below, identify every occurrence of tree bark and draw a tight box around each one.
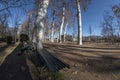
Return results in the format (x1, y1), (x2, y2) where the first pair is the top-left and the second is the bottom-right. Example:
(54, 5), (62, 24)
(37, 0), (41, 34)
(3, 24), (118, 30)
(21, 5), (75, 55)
(59, 3), (65, 43)
(76, 0), (82, 45)
(57, 32), (59, 43)
(63, 22), (68, 42)
(32, 25), (37, 43)
(35, 0), (49, 49)
(51, 10), (55, 42)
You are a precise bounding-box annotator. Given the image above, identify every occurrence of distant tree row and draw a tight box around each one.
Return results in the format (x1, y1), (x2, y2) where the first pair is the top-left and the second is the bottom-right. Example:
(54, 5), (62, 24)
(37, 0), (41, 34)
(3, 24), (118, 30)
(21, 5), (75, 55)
(100, 3), (120, 44)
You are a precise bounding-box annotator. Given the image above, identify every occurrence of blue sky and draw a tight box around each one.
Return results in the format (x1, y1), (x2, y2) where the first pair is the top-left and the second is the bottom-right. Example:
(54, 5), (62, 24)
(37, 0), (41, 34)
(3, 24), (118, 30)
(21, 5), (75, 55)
(81, 0), (120, 36)
(1, 0), (120, 37)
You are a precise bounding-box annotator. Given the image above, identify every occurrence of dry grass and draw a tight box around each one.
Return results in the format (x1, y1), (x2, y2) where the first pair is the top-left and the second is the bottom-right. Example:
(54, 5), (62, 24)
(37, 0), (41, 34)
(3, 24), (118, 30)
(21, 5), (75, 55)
(43, 42), (120, 80)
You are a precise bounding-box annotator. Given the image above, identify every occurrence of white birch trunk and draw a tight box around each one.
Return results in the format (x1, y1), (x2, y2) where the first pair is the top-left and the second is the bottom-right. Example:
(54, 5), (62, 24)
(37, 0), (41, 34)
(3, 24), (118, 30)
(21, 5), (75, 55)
(57, 32), (59, 43)
(59, 3), (65, 43)
(32, 25), (37, 43)
(28, 23), (32, 41)
(51, 26), (54, 42)
(51, 10), (55, 42)
(63, 22), (68, 42)
(42, 27), (45, 42)
(76, 0), (82, 45)
(35, 0), (49, 49)
(29, 14), (32, 42)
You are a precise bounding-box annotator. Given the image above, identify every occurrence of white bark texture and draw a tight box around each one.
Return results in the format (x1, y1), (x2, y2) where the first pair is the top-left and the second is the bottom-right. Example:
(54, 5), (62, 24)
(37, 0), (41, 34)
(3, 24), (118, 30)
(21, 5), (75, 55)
(76, 0), (82, 45)
(51, 10), (55, 42)
(32, 26), (37, 43)
(35, 0), (49, 49)
(59, 3), (65, 43)
(57, 32), (59, 43)
(63, 22), (68, 42)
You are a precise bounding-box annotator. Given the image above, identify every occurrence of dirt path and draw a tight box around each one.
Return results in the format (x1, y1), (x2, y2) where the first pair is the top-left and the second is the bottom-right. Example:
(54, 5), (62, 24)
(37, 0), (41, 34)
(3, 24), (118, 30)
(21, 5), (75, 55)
(0, 42), (65, 80)
(44, 43), (120, 80)
(0, 43), (33, 80)
(0, 42), (9, 53)
(1, 42), (120, 80)
(0, 43), (19, 65)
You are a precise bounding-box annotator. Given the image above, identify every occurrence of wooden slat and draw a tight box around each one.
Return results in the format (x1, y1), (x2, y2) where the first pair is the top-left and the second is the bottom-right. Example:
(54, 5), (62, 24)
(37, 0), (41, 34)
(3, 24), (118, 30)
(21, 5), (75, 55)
(19, 43), (70, 72)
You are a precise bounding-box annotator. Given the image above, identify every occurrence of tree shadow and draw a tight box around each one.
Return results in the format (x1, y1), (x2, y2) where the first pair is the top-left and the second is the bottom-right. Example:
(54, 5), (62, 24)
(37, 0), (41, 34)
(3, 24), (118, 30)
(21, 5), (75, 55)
(64, 55), (120, 73)
(24, 49), (45, 68)
(0, 43), (33, 80)
(44, 43), (120, 74)
(44, 43), (120, 50)
(0, 44), (10, 53)
(23, 46), (66, 80)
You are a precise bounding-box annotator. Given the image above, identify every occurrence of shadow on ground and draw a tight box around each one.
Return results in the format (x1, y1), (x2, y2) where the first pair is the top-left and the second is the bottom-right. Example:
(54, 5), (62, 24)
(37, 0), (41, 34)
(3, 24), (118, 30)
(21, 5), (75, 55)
(0, 43), (64, 80)
(0, 43), (33, 80)
(0, 44), (10, 53)
(44, 43), (120, 73)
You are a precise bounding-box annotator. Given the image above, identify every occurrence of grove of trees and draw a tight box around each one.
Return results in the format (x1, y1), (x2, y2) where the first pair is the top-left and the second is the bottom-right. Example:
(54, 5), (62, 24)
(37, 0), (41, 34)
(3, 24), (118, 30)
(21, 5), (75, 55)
(100, 3), (120, 44)
(0, 0), (120, 47)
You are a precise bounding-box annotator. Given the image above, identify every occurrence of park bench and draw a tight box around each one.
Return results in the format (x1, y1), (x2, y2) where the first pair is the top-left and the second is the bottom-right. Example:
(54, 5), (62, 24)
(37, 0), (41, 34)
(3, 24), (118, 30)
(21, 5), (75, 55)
(18, 42), (70, 72)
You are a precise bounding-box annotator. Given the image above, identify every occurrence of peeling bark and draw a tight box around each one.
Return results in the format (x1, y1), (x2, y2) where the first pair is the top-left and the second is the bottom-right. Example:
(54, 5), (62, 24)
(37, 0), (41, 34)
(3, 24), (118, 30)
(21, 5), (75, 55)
(51, 10), (55, 42)
(63, 22), (68, 42)
(59, 3), (65, 43)
(76, 0), (82, 45)
(35, 0), (49, 49)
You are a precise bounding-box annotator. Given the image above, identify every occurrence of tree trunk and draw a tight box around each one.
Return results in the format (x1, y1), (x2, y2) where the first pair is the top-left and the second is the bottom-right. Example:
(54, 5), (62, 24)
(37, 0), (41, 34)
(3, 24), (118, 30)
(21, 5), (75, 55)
(32, 26), (37, 43)
(118, 33), (120, 45)
(57, 32), (59, 43)
(63, 22), (68, 42)
(51, 10), (55, 42)
(28, 23), (32, 42)
(14, 27), (17, 44)
(59, 3), (65, 43)
(76, 0), (82, 45)
(35, 0), (49, 49)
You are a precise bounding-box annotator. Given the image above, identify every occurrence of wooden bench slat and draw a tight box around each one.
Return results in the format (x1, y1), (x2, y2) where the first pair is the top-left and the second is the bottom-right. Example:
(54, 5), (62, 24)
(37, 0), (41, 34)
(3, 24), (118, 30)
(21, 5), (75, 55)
(19, 43), (70, 72)
(38, 49), (70, 72)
